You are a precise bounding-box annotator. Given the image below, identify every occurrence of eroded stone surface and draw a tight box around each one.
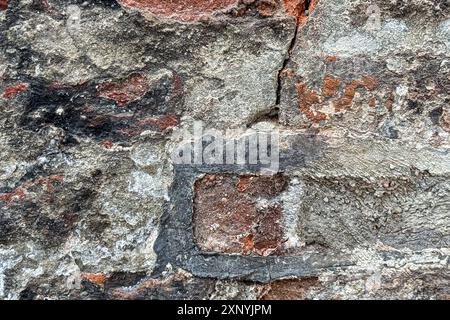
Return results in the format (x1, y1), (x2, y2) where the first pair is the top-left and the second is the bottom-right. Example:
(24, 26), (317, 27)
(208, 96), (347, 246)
(0, 0), (448, 300)
(118, 0), (308, 22)
(279, 0), (450, 147)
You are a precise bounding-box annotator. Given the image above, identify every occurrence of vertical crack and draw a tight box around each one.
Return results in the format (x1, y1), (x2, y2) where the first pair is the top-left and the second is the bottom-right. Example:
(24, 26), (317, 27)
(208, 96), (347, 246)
(275, 22), (299, 106)
(305, 0), (311, 14)
(276, 0), (315, 106)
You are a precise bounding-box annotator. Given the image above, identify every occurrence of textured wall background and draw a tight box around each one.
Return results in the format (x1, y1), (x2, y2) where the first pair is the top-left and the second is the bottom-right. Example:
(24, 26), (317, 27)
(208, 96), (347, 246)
(0, 0), (449, 300)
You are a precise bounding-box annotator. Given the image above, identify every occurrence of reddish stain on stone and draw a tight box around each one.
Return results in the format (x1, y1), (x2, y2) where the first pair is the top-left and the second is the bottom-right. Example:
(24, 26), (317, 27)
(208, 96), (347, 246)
(107, 114), (178, 138)
(116, 127), (140, 137)
(0, 189), (26, 203)
(118, 0), (239, 21)
(296, 75), (378, 123)
(82, 273), (107, 286)
(296, 82), (327, 122)
(97, 74), (149, 106)
(368, 97), (376, 108)
(385, 92), (394, 112)
(88, 115), (112, 130)
(194, 174), (288, 256)
(322, 75), (341, 97)
(2, 83), (29, 99)
(0, 175), (63, 204)
(44, 175), (64, 193)
(172, 73), (184, 98)
(138, 115), (179, 131)
(48, 175), (64, 182)
(360, 76), (378, 90)
(111, 271), (192, 299)
(100, 140), (114, 149)
(240, 234), (254, 255)
(325, 55), (337, 63)
(260, 277), (319, 300)
(0, 0), (7, 11)
(333, 76), (377, 112)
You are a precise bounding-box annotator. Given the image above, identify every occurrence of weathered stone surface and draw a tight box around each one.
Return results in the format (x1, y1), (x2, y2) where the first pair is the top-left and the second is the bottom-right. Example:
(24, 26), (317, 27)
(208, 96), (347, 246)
(118, 0), (240, 21)
(279, 0), (450, 147)
(0, 0), (448, 300)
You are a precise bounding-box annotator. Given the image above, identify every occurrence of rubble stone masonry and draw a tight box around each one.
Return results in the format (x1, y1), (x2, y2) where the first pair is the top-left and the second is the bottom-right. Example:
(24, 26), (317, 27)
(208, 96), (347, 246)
(0, 0), (449, 299)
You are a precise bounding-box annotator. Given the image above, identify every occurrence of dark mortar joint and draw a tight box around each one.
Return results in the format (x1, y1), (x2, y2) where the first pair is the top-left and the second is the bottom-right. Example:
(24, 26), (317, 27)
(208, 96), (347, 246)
(152, 134), (354, 283)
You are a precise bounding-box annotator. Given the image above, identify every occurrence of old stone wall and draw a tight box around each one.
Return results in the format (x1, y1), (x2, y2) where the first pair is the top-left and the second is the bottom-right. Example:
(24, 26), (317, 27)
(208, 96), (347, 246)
(0, 0), (449, 299)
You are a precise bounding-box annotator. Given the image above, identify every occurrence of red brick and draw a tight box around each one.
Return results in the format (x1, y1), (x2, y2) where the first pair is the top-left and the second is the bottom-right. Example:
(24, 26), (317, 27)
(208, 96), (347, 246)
(282, 0), (319, 25)
(260, 278), (319, 300)
(193, 174), (288, 256)
(282, 0), (306, 25)
(257, 0), (279, 17)
(237, 175), (288, 198)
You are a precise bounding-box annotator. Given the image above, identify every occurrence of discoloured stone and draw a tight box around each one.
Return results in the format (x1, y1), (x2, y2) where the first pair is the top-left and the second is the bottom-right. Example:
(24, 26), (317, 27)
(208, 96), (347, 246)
(194, 174), (288, 256)
(97, 74), (150, 107)
(2, 83), (29, 99)
(280, 0), (450, 146)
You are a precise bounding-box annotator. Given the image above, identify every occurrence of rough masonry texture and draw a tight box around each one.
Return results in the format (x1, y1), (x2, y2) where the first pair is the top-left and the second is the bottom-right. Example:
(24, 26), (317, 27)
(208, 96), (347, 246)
(0, 0), (449, 300)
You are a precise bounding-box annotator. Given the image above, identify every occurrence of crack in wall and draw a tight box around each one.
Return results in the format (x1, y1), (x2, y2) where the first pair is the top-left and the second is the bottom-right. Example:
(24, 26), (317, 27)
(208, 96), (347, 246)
(275, 0), (316, 106)
(275, 21), (298, 106)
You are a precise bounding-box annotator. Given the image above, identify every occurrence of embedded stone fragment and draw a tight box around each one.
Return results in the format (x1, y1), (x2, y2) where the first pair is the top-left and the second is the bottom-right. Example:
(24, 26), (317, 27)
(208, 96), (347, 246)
(193, 174), (288, 256)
